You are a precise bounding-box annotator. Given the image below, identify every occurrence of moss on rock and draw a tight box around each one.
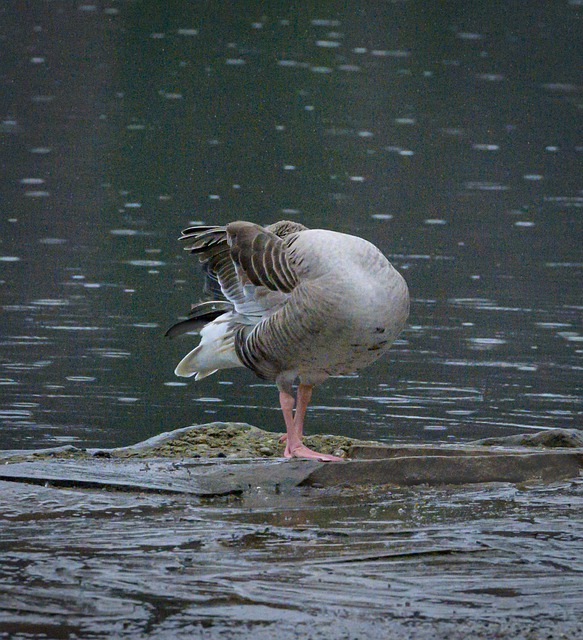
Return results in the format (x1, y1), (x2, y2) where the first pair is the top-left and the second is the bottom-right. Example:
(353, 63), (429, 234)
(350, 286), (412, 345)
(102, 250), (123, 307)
(0, 423), (381, 462)
(112, 423), (378, 459)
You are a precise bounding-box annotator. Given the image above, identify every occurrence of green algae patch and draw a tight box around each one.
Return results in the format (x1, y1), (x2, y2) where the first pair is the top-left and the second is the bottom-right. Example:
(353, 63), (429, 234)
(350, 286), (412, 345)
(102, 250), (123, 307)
(0, 422), (380, 463)
(0, 445), (92, 463)
(109, 422), (379, 460)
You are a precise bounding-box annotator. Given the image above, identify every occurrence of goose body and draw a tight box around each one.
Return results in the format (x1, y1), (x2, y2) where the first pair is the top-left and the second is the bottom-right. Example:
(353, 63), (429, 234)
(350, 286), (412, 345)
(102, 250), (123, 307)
(167, 220), (409, 460)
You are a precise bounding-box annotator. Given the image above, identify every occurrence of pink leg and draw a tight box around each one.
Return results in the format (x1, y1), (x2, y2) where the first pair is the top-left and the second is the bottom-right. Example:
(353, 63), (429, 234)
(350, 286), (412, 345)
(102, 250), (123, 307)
(279, 390), (295, 439)
(281, 384), (343, 462)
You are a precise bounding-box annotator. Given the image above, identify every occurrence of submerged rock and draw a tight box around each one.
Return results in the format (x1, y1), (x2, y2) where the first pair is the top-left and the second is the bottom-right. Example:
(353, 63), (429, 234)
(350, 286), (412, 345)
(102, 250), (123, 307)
(471, 428), (583, 449)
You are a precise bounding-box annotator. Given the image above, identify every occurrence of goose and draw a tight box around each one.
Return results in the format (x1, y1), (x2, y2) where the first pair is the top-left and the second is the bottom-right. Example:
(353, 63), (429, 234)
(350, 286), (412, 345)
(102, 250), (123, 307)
(166, 220), (409, 461)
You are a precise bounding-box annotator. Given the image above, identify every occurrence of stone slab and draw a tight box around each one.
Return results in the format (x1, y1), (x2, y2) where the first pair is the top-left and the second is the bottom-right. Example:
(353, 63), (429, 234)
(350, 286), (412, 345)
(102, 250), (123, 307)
(470, 428), (583, 448)
(0, 458), (320, 497)
(303, 451), (583, 488)
(0, 459), (241, 496)
(348, 444), (503, 459)
(0, 450), (580, 496)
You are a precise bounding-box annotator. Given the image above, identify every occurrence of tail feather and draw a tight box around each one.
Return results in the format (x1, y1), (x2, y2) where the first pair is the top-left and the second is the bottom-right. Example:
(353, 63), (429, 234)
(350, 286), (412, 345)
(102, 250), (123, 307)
(174, 344), (203, 377)
(174, 317), (242, 379)
(195, 369), (218, 381)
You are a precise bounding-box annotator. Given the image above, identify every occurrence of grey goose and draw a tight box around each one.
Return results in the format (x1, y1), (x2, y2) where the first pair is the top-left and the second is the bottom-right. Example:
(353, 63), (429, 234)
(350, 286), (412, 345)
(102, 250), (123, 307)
(167, 220), (409, 461)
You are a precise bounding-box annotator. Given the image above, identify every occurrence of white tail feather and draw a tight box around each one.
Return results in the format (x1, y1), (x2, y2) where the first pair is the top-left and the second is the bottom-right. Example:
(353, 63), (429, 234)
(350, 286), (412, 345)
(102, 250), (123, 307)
(174, 319), (242, 379)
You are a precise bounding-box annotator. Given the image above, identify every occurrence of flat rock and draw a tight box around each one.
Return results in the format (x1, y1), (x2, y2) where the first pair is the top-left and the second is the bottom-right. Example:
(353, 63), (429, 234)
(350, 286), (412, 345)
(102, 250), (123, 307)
(348, 444), (502, 459)
(2, 452), (580, 496)
(0, 458), (321, 497)
(303, 451), (583, 488)
(0, 423), (581, 496)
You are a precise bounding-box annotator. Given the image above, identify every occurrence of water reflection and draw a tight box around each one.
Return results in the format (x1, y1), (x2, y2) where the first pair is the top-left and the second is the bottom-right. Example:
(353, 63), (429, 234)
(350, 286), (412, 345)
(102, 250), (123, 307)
(1, 1), (581, 449)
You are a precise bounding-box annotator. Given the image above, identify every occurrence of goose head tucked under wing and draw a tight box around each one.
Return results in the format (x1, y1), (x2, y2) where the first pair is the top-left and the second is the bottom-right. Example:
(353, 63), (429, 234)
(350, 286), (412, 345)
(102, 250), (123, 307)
(166, 220), (410, 461)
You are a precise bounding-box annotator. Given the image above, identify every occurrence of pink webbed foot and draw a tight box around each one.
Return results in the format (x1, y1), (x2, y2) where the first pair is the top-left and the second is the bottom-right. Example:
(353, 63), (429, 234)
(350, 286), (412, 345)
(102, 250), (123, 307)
(278, 384), (343, 461)
(284, 443), (343, 462)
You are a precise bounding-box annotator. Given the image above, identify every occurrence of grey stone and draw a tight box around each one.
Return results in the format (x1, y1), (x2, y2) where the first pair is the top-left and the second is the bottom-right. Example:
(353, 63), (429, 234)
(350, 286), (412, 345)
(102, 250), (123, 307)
(302, 452), (583, 488)
(1, 424), (581, 497)
(348, 444), (501, 459)
(470, 428), (583, 448)
(0, 450), (580, 496)
(0, 458), (320, 497)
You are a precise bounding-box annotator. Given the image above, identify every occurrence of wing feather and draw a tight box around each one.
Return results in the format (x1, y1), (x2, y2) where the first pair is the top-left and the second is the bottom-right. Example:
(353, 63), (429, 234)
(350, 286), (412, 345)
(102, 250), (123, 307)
(164, 301), (233, 338)
(226, 221), (299, 294)
(177, 222), (303, 317)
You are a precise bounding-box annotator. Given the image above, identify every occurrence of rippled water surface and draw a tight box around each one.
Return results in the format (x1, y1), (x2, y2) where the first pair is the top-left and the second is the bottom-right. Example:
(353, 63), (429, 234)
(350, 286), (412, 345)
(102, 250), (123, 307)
(2, 476), (583, 639)
(1, 1), (581, 450)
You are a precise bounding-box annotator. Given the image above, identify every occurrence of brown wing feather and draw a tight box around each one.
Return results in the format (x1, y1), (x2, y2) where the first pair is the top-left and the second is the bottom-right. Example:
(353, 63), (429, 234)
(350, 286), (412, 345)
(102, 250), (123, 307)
(178, 226), (245, 304)
(226, 221), (299, 293)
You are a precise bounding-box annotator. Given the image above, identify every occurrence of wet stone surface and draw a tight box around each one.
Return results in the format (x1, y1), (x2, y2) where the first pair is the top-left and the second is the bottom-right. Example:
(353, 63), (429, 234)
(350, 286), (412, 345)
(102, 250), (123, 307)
(1, 424), (581, 495)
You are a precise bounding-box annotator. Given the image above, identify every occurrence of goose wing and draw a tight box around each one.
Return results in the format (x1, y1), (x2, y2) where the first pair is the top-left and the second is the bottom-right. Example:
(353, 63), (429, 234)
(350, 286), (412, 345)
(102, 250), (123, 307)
(223, 221), (309, 379)
(179, 221), (306, 318)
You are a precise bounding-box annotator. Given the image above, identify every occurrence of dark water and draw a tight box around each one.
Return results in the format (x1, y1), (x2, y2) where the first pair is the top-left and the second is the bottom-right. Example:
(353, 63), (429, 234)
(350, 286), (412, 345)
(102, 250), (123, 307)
(1, 1), (581, 450)
(1, 475), (583, 639)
